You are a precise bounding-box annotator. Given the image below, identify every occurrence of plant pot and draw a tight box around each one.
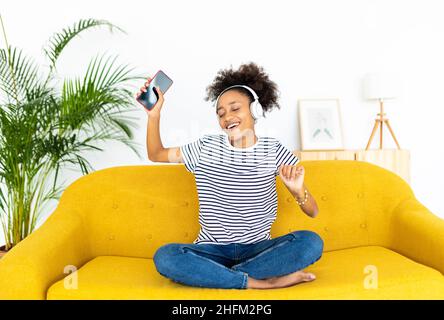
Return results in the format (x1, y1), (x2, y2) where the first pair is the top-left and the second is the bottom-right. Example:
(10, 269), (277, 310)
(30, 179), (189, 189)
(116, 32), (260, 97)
(0, 245), (9, 259)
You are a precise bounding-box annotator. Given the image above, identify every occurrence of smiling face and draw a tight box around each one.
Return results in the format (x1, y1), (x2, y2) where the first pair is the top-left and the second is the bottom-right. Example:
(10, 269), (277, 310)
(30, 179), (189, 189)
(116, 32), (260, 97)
(216, 89), (257, 145)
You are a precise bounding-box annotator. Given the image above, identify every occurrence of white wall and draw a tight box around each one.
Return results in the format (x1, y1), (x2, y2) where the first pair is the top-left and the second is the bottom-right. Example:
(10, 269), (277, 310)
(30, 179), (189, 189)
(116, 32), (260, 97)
(1, 0), (443, 246)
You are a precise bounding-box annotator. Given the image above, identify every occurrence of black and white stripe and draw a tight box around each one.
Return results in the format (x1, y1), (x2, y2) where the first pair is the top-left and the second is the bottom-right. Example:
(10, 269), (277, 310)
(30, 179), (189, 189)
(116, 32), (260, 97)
(180, 134), (300, 245)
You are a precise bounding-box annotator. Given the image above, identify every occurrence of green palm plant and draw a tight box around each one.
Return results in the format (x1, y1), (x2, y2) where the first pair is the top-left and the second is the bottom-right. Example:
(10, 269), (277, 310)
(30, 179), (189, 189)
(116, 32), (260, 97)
(0, 16), (144, 251)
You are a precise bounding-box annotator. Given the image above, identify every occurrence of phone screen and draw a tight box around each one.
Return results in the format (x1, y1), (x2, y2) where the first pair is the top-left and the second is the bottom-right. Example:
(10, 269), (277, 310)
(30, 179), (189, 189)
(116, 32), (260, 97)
(137, 70), (173, 110)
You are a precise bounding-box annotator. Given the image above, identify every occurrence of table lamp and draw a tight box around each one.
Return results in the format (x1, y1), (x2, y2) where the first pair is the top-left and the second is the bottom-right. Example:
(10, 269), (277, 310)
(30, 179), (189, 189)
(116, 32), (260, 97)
(363, 72), (401, 150)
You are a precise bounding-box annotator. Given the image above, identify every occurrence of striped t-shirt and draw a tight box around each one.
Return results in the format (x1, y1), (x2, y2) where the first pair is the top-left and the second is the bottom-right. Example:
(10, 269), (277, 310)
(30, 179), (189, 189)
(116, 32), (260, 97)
(180, 133), (300, 245)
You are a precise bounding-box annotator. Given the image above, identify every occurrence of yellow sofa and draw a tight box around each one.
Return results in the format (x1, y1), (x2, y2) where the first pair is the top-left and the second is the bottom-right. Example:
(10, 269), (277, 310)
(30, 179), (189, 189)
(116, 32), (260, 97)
(0, 160), (443, 299)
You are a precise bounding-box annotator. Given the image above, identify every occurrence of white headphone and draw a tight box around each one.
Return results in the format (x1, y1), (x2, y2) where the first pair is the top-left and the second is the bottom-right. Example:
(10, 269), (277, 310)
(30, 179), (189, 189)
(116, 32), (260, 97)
(214, 85), (265, 122)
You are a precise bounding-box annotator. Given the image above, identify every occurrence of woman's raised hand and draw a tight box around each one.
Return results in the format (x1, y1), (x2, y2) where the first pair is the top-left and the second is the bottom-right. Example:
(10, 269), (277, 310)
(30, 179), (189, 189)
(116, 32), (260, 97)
(136, 77), (165, 118)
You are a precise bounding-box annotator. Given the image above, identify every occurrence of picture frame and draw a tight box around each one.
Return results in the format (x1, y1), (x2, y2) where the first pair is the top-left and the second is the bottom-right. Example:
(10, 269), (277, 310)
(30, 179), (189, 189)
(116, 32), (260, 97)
(297, 98), (345, 151)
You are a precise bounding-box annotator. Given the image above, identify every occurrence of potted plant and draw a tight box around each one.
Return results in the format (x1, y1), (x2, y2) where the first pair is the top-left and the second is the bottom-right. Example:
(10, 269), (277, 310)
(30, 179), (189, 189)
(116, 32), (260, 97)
(0, 16), (144, 257)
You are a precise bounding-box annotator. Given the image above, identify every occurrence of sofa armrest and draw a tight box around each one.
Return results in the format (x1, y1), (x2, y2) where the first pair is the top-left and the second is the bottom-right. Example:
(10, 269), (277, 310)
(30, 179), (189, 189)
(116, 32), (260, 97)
(389, 197), (444, 275)
(0, 210), (91, 299)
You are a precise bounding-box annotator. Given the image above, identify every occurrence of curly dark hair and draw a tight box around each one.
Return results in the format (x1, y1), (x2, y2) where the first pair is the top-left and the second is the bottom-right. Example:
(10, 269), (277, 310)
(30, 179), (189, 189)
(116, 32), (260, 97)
(204, 62), (281, 115)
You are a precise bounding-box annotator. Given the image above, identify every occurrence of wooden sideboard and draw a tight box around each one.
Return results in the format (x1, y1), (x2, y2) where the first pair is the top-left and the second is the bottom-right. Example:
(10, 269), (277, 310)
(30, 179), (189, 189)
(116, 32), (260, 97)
(293, 149), (411, 184)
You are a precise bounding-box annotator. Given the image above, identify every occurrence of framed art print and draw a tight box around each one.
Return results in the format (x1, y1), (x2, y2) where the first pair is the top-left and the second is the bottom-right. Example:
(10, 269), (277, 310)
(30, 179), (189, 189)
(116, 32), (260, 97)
(298, 98), (345, 151)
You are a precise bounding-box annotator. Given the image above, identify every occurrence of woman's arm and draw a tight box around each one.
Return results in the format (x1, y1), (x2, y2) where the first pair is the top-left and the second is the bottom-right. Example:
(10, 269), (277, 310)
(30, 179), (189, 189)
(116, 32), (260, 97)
(146, 115), (183, 163)
(279, 164), (319, 218)
(138, 78), (183, 163)
(291, 183), (319, 218)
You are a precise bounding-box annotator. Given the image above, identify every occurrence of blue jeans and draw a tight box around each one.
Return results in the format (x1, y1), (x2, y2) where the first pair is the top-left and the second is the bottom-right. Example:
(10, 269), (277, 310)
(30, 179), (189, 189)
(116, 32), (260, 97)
(153, 230), (324, 289)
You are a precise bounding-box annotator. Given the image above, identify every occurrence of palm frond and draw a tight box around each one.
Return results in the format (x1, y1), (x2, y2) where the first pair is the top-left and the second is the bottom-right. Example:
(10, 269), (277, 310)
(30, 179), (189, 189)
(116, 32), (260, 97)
(59, 53), (140, 134)
(0, 46), (40, 103)
(43, 19), (126, 71)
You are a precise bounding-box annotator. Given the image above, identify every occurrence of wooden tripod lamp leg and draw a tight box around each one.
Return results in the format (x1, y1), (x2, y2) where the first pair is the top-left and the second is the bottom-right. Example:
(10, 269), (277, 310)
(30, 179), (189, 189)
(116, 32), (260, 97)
(379, 100), (384, 149)
(384, 119), (401, 149)
(366, 120), (380, 150)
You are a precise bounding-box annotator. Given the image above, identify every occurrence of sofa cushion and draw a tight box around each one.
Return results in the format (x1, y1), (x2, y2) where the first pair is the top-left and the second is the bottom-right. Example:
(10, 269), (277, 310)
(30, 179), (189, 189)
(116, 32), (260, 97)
(47, 246), (444, 300)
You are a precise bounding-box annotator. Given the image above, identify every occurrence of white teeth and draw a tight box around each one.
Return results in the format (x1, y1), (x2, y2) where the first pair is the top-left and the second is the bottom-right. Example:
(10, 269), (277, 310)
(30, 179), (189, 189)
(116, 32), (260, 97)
(227, 122), (240, 129)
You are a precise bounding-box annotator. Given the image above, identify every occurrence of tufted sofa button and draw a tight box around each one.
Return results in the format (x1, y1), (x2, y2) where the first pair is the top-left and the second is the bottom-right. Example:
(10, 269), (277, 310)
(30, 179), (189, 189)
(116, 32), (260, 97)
(112, 203), (118, 209)
(147, 203), (154, 208)
(360, 223), (367, 229)
(321, 195), (328, 201)
(324, 226), (329, 231)
(184, 232), (189, 237)
(182, 201), (189, 207)
(287, 197), (293, 203)
(357, 192), (364, 198)
(146, 234), (152, 239)
(108, 234), (115, 240)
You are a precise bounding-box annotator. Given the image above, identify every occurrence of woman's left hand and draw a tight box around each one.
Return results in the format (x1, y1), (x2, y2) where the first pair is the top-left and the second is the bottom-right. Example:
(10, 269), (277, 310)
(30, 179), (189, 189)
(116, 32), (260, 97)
(279, 164), (305, 194)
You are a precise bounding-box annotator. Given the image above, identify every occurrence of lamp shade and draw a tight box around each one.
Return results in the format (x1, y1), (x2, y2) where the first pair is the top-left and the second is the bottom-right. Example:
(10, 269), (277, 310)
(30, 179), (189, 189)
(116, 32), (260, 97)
(363, 72), (400, 100)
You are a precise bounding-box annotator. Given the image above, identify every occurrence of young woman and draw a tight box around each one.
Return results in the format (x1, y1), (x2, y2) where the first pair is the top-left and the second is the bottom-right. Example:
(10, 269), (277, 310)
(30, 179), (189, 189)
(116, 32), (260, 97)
(139, 62), (323, 289)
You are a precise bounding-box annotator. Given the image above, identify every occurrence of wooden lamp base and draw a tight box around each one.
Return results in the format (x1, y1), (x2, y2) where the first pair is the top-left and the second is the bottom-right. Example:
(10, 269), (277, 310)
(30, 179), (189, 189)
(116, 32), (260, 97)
(365, 99), (401, 150)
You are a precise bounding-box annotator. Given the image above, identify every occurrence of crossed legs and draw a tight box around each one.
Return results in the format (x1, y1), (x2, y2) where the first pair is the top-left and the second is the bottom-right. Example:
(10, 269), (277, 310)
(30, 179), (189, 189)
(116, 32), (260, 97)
(153, 230), (324, 289)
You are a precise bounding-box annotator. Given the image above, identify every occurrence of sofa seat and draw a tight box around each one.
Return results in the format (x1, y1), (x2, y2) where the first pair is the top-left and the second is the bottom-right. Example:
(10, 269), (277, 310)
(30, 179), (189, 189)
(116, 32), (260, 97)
(47, 246), (444, 300)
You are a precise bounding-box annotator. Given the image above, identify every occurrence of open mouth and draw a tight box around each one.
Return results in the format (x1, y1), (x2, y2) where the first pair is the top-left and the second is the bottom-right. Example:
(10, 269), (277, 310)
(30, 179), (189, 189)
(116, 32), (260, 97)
(226, 122), (240, 131)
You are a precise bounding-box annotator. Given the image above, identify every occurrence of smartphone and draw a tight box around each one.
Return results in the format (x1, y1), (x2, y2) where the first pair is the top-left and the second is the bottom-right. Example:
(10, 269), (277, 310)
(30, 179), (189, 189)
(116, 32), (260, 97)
(136, 70), (173, 111)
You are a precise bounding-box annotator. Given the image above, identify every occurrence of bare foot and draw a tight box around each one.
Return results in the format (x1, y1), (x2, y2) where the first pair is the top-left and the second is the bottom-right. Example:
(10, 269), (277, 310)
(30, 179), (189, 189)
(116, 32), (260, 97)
(247, 271), (316, 289)
(268, 270), (316, 288)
